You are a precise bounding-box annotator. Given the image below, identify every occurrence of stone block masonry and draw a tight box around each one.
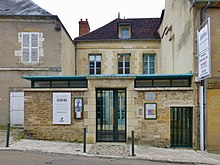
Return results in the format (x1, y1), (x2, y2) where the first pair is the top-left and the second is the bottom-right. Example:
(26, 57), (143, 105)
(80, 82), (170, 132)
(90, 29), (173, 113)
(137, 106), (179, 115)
(24, 91), (86, 143)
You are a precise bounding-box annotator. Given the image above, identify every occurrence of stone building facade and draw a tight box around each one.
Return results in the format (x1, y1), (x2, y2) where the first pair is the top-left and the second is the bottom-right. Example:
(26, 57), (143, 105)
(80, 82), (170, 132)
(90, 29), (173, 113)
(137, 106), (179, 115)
(0, 0), (75, 126)
(22, 3), (197, 149)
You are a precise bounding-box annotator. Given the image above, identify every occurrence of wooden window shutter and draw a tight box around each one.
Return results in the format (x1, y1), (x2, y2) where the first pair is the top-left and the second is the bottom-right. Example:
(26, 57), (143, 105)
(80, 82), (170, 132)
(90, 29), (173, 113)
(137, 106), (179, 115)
(22, 33), (30, 62)
(31, 33), (39, 62)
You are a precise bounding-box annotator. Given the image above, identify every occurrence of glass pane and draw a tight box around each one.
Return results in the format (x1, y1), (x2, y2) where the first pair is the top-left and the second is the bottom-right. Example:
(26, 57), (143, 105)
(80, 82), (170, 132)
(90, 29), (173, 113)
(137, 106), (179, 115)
(118, 62), (123, 67)
(97, 90), (114, 142)
(125, 62), (130, 67)
(96, 62), (101, 68)
(125, 55), (130, 61)
(89, 62), (94, 68)
(149, 68), (155, 74)
(154, 79), (170, 87)
(89, 56), (95, 61)
(70, 80), (87, 88)
(125, 68), (130, 74)
(149, 62), (155, 68)
(96, 55), (101, 61)
(118, 56), (123, 61)
(90, 69), (94, 74)
(51, 81), (68, 87)
(172, 79), (190, 87)
(149, 55), (155, 62)
(96, 69), (101, 74)
(34, 81), (50, 87)
(121, 28), (129, 39)
(135, 80), (153, 87)
(143, 55), (148, 61)
(118, 68), (123, 74)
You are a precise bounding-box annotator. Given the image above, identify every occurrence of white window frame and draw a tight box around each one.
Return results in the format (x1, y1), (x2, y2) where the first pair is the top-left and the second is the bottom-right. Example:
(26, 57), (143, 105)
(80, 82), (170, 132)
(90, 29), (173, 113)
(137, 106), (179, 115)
(89, 54), (102, 75)
(143, 54), (156, 74)
(118, 54), (130, 74)
(21, 32), (40, 63)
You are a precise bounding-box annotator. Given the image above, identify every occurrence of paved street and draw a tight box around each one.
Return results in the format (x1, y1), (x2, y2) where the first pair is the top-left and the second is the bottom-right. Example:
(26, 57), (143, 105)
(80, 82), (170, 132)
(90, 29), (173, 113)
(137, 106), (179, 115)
(1, 129), (220, 164)
(0, 151), (183, 165)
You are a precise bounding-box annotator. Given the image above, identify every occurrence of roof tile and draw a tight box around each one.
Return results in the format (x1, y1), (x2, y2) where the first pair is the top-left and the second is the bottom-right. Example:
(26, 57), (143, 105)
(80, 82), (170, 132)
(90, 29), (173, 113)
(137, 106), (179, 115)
(74, 18), (161, 41)
(0, 0), (52, 16)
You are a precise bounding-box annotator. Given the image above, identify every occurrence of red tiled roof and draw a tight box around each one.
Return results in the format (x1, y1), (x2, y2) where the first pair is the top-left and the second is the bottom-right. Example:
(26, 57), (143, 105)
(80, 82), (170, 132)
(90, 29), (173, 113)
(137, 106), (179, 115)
(74, 18), (161, 41)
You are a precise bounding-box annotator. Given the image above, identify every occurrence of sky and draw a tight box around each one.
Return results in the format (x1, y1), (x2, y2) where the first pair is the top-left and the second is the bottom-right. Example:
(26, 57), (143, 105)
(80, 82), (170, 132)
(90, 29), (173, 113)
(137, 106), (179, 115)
(32, 0), (165, 40)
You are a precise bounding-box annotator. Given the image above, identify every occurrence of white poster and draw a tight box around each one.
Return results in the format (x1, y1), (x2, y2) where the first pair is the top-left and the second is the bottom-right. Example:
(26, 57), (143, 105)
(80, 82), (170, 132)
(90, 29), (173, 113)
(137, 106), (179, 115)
(197, 17), (211, 80)
(53, 93), (71, 124)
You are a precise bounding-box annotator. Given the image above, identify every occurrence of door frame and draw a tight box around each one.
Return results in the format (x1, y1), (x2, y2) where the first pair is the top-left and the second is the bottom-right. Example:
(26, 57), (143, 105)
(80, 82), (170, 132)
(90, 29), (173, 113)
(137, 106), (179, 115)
(95, 88), (127, 142)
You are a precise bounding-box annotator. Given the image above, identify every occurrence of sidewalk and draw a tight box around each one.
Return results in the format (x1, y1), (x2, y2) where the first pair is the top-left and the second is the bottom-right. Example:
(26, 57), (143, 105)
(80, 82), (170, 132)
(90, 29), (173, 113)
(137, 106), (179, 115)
(1, 139), (220, 165)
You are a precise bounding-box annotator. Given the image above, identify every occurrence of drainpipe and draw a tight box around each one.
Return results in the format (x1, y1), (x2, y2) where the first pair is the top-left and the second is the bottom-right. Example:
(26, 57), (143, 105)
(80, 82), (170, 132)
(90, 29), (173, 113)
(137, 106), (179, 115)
(199, 0), (210, 151)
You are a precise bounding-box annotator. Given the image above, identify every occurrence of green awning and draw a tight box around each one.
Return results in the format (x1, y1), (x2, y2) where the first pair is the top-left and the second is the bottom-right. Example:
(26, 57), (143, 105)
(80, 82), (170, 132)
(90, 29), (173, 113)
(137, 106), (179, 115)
(21, 75), (86, 81)
(22, 73), (193, 81)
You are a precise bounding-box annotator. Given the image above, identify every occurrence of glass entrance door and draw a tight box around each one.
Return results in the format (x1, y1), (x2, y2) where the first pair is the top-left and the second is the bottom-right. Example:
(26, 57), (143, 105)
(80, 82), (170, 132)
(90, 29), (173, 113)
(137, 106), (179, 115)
(96, 89), (126, 142)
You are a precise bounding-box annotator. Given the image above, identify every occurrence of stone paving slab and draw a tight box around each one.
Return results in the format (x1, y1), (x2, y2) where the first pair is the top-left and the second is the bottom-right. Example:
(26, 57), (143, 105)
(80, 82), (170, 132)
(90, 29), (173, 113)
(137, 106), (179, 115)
(88, 143), (130, 157)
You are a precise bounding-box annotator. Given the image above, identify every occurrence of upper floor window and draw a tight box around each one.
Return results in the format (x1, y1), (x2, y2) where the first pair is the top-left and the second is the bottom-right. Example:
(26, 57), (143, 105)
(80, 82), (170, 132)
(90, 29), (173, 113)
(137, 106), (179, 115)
(118, 54), (130, 74)
(89, 55), (101, 75)
(21, 32), (40, 63)
(143, 54), (156, 74)
(118, 23), (131, 39)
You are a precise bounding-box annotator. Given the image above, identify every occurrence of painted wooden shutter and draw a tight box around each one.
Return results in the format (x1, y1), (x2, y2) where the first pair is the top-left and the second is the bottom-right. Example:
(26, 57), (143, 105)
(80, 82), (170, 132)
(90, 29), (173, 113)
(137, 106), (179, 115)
(31, 33), (39, 62)
(22, 33), (30, 62)
(10, 92), (24, 127)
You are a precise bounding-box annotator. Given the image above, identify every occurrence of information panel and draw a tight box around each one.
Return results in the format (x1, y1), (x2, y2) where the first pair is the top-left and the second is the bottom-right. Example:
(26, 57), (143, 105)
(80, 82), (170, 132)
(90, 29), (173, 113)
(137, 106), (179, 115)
(197, 17), (211, 80)
(53, 93), (71, 124)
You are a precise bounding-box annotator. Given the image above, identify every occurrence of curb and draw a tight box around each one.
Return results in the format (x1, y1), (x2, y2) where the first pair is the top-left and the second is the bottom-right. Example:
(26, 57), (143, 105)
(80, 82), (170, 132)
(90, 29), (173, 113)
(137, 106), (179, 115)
(0, 147), (216, 165)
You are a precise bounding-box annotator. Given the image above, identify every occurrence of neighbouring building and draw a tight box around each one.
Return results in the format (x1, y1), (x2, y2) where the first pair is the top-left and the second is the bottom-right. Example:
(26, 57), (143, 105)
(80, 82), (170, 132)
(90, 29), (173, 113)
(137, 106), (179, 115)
(158, 0), (220, 151)
(22, 16), (194, 148)
(0, 0), (75, 126)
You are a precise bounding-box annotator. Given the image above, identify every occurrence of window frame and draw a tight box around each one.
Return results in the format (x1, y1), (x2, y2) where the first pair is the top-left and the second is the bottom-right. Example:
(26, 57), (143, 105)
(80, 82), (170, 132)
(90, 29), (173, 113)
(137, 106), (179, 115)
(143, 54), (156, 74)
(21, 32), (40, 64)
(118, 54), (131, 74)
(89, 54), (102, 75)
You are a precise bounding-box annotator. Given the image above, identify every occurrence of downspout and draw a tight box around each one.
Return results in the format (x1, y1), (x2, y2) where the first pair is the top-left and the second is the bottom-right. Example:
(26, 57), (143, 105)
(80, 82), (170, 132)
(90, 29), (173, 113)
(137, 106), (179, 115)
(200, 0), (210, 151)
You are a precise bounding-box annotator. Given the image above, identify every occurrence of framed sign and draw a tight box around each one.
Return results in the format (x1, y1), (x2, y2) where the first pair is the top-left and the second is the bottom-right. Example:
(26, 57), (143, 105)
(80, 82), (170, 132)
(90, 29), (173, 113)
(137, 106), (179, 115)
(74, 98), (83, 119)
(53, 93), (71, 124)
(144, 103), (157, 119)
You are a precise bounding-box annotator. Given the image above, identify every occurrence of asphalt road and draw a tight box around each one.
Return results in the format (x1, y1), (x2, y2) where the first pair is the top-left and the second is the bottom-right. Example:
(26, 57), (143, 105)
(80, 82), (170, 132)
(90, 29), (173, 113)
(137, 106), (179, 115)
(0, 151), (184, 165)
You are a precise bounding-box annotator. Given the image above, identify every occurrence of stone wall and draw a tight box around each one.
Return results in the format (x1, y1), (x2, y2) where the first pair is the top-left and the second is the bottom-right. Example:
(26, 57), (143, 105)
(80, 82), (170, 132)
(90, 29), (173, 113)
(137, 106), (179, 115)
(24, 90), (87, 142)
(133, 89), (197, 148)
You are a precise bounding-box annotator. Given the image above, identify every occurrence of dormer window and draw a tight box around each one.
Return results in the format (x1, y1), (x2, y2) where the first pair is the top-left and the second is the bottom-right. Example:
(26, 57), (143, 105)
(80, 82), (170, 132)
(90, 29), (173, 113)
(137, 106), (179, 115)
(118, 22), (132, 39)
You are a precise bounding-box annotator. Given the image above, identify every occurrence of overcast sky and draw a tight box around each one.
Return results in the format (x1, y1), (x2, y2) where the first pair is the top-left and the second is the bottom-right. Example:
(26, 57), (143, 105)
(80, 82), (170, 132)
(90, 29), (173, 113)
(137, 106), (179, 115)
(32, 0), (165, 39)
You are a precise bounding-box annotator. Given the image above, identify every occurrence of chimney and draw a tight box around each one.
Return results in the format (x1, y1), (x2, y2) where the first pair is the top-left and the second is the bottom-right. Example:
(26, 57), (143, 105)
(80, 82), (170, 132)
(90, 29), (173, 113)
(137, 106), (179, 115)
(79, 18), (90, 36)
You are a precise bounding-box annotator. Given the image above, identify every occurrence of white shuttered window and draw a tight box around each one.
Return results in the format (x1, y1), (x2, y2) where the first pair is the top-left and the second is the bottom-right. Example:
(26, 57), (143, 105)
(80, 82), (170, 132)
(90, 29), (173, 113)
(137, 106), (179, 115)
(21, 32), (39, 63)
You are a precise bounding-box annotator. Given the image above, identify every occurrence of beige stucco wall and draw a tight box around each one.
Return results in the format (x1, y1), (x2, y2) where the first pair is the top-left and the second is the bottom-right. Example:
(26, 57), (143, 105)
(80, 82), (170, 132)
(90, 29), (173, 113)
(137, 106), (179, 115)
(0, 17), (62, 68)
(75, 40), (160, 75)
(158, 0), (194, 74)
(0, 17), (74, 125)
(61, 27), (75, 75)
